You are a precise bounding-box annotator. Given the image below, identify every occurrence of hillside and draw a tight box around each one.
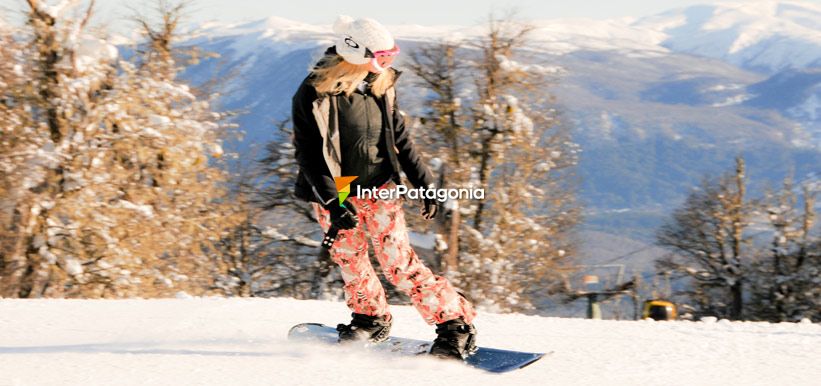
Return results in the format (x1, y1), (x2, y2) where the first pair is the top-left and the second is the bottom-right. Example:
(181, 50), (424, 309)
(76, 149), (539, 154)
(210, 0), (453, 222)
(177, 2), (821, 246)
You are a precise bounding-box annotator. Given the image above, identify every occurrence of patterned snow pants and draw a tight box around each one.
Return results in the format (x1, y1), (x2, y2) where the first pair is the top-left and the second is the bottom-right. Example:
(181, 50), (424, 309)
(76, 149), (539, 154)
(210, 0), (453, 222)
(312, 180), (476, 325)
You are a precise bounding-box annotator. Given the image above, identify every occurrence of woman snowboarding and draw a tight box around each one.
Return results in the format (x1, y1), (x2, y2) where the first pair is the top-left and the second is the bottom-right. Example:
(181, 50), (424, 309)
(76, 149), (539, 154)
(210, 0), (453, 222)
(290, 15), (477, 360)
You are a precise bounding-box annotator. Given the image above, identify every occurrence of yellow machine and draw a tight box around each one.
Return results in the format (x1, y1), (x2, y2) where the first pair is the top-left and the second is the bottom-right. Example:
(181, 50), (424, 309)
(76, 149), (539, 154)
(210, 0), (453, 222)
(643, 300), (677, 321)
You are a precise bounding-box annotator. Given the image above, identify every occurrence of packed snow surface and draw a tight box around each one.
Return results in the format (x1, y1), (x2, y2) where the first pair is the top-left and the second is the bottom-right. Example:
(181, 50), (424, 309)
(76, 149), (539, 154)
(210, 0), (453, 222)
(0, 298), (819, 385)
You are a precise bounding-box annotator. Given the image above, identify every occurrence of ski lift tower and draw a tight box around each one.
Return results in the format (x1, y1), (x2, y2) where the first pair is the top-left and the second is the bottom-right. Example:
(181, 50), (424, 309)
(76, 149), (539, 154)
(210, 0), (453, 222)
(565, 264), (637, 320)
(582, 274), (602, 319)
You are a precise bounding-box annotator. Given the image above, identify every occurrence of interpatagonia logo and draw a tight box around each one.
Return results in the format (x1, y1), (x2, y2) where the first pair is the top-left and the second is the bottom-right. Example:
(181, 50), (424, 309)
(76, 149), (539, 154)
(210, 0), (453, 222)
(334, 175), (485, 204)
(358, 184), (484, 202)
(333, 176), (358, 207)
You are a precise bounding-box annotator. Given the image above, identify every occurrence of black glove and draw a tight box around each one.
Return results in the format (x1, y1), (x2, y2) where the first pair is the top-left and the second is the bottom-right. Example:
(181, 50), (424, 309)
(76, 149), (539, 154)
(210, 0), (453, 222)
(327, 198), (358, 230)
(422, 197), (440, 220)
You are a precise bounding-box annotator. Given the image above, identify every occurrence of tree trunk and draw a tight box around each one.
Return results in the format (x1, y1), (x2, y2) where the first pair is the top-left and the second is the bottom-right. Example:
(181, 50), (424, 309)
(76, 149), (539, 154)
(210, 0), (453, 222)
(444, 205), (460, 273)
(730, 281), (743, 320)
(473, 135), (493, 230)
(2, 203), (30, 297)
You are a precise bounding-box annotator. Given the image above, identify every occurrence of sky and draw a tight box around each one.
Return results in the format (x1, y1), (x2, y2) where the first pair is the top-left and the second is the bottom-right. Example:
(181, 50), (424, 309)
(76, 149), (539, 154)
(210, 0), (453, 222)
(1, 0), (820, 29)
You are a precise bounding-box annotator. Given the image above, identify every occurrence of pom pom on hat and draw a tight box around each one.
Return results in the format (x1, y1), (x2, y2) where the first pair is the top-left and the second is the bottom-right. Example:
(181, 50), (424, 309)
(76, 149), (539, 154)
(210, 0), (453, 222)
(333, 15), (395, 65)
(333, 15), (355, 35)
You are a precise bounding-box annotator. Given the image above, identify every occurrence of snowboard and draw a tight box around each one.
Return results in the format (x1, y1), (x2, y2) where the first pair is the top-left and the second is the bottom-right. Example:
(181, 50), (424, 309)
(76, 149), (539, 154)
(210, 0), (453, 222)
(287, 323), (547, 373)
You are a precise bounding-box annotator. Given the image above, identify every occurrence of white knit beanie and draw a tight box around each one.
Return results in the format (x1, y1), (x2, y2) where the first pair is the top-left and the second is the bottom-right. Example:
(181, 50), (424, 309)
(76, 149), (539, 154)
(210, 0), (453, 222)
(333, 15), (395, 65)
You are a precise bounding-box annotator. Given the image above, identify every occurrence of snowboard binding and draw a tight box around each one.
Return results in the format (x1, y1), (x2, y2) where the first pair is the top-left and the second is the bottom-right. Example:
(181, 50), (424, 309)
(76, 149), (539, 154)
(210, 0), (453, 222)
(428, 318), (478, 360)
(336, 312), (392, 343)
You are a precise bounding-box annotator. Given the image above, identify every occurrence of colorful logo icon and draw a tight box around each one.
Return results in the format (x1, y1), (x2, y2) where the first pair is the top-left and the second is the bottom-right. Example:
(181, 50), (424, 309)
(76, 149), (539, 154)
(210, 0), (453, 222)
(334, 176), (358, 207)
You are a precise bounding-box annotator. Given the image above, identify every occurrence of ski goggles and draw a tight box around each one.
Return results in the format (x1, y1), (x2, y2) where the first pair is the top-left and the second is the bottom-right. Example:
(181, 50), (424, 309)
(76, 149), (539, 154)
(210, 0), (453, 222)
(365, 44), (400, 72)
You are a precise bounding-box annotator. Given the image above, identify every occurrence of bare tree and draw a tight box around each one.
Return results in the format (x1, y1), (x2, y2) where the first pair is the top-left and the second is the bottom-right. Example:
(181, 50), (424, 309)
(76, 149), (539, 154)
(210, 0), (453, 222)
(407, 12), (581, 312)
(748, 178), (819, 321)
(0, 16), (27, 276)
(656, 157), (750, 320)
(407, 41), (466, 272)
(0, 0), (241, 298)
(208, 119), (343, 298)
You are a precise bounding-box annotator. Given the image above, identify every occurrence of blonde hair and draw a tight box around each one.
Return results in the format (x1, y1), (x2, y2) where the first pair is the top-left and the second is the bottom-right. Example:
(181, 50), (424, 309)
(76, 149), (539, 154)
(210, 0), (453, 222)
(309, 52), (395, 98)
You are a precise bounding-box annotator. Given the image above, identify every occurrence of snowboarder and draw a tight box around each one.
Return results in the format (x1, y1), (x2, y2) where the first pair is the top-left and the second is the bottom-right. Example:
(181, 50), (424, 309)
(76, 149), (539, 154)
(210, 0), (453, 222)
(290, 15), (478, 360)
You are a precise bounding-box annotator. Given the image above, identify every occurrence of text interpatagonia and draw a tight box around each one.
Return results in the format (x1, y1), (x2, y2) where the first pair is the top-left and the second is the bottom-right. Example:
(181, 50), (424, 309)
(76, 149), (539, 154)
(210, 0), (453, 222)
(356, 184), (485, 202)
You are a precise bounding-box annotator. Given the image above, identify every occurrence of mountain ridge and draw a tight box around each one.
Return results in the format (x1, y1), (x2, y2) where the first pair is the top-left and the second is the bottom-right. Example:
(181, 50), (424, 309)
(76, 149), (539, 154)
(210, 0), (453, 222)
(188, 1), (821, 73)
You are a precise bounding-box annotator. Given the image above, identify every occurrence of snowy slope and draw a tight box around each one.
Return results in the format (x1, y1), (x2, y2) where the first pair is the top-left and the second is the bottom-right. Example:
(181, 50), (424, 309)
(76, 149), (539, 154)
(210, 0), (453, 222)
(191, 16), (332, 60)
(1, 298), (819, 386)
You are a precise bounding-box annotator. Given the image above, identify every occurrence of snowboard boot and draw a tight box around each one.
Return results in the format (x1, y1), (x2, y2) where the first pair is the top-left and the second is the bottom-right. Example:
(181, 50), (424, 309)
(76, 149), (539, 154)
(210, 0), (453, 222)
(428, 318), (478, 360)
(336, 312), (392, 343)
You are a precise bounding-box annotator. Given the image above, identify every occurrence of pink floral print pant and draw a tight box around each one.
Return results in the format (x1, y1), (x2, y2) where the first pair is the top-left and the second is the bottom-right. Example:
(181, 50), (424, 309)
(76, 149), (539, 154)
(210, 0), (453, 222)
(312, 181), (476, 325)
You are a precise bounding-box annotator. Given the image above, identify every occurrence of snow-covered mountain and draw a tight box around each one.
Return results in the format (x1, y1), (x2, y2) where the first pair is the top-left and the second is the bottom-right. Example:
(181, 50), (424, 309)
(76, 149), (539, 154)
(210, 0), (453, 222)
(176, 1), (821, 245)
(634, 1), (821, 73)
(1, 298), (819, 385)
(190, 1), (821, 72)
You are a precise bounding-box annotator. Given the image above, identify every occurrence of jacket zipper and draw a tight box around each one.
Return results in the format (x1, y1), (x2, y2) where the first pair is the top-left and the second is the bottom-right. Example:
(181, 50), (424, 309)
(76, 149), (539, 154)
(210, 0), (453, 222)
(364, 94), (371, 181)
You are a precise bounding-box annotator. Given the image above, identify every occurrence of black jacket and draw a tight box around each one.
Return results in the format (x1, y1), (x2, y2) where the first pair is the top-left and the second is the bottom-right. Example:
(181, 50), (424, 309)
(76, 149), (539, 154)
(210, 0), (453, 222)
(291, 48), (434, 206)
(337, 79), (394, 191)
